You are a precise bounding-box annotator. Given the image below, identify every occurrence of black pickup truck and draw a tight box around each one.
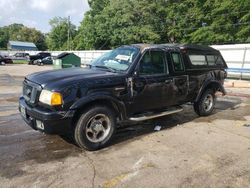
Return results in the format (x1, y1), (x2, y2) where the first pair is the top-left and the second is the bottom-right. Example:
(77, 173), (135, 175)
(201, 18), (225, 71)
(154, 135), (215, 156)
(19, 44), (227, 150)
(28, 52), (51, 65)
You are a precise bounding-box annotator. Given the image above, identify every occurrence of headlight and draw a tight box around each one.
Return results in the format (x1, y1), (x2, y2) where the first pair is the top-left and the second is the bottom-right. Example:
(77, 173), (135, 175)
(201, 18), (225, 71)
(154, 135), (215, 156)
(39, 90), (63, 106)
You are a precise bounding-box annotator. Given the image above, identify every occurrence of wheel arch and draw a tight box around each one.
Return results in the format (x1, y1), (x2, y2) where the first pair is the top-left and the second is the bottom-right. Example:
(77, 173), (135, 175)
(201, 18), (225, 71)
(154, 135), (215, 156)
(195, 80), (226, 102)
(70, 95), (127, 128)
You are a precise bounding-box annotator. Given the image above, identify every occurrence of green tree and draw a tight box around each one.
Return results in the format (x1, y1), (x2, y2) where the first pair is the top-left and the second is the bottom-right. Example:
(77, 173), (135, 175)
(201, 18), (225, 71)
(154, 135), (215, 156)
(75, 0), (169, 50)
(0, 27), (9, 50)
(0, 23), (47, 50)
(166, 0), (250, 44)
(88, 0), (109, 15)
(73, 0), (110, 50)
(75, 0), (250, 49)
(47, 17), (77, 50)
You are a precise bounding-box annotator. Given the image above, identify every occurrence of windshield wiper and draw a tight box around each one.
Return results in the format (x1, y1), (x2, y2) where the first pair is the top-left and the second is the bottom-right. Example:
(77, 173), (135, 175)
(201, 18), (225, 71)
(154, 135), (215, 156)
(93, 65), (117, 72)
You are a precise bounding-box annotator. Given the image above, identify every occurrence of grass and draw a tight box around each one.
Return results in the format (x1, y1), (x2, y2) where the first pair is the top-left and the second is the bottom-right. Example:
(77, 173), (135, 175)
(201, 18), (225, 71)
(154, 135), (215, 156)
(12, 59), (28, 64)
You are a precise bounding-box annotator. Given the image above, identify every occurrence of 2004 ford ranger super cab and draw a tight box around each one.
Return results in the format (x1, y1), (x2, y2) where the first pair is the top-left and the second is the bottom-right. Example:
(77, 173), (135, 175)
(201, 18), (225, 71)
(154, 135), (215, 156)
(19, 44), (228, 150)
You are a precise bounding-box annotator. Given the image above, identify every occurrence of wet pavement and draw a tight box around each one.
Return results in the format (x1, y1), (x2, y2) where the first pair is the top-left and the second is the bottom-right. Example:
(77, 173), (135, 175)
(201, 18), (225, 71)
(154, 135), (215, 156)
(0, 65), (250, 188)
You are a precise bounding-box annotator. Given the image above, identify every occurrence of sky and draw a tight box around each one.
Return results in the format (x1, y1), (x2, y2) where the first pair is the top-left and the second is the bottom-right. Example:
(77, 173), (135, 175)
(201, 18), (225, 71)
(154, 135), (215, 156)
(0, 0), (90, 33)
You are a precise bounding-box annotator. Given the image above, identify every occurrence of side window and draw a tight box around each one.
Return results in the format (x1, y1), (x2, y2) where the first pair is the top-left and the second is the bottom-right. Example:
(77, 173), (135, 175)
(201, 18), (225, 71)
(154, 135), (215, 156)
(206, 55), (224, 66)
(215, 56), (224, 65)
(206, 55), (216, 66)
(171, 52), (184, 71)
(189, 54), (207, 65)
(139, 51), (166, 75)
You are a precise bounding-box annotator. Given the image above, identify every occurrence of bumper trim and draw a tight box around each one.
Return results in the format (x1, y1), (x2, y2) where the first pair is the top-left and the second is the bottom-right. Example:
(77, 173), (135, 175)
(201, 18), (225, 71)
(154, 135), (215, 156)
(19, 96), (74, 134)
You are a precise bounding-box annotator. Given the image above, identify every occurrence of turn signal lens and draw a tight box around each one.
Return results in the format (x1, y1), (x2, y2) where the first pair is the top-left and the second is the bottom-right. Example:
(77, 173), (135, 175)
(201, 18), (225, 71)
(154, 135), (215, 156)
(39, 90), (63, 106)
(51, 92), (62, 105)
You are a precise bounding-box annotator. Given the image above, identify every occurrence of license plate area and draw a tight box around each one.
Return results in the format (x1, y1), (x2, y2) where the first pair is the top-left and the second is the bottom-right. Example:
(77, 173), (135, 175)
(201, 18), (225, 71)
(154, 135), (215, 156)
(20, 105), (26, 118)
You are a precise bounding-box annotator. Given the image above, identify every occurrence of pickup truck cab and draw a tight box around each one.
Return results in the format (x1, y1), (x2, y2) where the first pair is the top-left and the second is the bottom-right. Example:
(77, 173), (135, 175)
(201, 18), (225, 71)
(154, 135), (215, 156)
(19, 44), (227, 150)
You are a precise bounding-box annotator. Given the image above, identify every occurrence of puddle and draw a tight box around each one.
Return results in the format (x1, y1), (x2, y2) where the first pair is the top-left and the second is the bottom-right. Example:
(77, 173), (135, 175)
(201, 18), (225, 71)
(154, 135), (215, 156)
(243, 124), (250, 127)
(0, 90), (249, 180)
(0, 74), (23, 86)
(195, 98), (250, 123)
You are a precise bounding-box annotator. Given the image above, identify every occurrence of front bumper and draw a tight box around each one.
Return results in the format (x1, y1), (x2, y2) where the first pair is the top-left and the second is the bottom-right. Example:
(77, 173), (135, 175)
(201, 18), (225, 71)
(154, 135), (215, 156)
(19, 96), (75, 134)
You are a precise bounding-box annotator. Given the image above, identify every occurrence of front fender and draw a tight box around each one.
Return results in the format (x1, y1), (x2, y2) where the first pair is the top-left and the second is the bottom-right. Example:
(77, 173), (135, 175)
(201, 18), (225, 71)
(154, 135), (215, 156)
(195, 80), (226, 102)
(69, 93), (127, 120)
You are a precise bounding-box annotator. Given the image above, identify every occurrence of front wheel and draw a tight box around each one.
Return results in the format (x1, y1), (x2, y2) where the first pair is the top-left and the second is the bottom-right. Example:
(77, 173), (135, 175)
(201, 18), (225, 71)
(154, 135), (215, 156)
(74, 106), (116, 151)
(194, 89), (215, 116)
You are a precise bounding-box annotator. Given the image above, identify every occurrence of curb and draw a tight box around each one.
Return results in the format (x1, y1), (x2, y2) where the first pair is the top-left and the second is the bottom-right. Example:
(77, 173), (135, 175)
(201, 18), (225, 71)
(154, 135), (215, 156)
(224, 81), (250, 88)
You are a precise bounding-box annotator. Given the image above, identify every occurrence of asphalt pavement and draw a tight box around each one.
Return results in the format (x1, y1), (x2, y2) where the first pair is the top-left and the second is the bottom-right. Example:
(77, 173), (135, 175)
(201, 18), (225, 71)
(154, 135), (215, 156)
(0, 65), (250, 188)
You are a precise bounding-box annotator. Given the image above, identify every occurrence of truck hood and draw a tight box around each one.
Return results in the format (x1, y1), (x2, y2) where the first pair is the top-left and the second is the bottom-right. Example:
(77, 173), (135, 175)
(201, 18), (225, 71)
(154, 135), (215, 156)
(26, 67), (119, 88)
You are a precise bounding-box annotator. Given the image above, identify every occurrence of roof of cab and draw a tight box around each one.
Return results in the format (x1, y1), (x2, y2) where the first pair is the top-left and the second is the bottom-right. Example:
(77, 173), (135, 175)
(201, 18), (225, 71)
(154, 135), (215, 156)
(130, 43), (219, 53)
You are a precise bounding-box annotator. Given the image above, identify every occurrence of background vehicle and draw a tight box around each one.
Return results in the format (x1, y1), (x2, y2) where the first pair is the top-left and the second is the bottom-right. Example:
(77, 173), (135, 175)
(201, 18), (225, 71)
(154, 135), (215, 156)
(29, 52), (51, 65)
(11, 52), (30, 60)
(19, 44), (227, 150)
(34, 56), (53, 66)
(0, 55), (13, 65)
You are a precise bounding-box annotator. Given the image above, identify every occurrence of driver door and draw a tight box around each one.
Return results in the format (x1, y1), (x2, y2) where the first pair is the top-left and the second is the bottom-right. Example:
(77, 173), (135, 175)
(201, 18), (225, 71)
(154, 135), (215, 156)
(128, 49), (175, 114)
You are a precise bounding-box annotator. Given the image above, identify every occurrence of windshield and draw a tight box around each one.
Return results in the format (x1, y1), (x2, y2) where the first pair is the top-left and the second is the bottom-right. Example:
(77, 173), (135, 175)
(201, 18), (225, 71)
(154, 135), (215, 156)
(91, 46), (139, 71)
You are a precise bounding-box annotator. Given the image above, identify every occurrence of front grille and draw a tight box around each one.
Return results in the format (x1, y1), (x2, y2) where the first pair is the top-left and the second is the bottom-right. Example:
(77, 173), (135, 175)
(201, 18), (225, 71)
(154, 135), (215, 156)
(23, 80), (42, 106)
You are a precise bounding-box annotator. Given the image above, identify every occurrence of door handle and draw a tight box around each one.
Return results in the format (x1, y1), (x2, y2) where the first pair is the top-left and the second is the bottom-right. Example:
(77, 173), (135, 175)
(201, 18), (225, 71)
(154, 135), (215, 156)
(165, 79), (173, 84)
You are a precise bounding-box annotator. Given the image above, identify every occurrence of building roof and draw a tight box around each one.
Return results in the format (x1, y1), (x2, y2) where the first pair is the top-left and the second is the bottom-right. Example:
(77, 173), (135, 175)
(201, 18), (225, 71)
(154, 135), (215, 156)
(9, 41), (37, 48)
(8, 41), (37, 50)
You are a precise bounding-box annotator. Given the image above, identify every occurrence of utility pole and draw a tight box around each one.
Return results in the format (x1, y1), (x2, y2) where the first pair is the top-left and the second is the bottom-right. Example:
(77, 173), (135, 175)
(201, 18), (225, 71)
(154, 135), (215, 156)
(67, 16), (71, 51)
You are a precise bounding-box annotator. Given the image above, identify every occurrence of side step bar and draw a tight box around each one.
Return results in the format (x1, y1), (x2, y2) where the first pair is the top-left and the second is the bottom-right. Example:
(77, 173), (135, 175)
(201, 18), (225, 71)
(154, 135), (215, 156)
(129, 106), (183, 121)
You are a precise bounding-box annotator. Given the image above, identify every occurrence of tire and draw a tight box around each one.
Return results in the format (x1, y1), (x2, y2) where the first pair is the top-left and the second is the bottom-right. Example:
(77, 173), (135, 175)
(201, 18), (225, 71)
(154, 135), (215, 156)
(0, 61), (5, 65)
(74, 106), (116, 151)
(194, 89), (215, 116)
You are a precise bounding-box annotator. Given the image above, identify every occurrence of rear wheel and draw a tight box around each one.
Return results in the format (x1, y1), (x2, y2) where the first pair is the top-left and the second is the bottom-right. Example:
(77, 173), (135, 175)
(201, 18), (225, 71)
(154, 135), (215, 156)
(74, 106), (116, 151)
(194, 89), (215, 116)
(0, 61), (5, 65)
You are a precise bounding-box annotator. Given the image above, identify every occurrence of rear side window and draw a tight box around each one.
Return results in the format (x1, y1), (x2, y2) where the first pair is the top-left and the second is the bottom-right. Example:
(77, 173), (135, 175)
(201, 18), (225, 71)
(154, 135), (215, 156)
(206, 55), (224, 66)
(171, 53), (184, 71)
(215, 56), (224, 65)
(206, 55), (216, 66)
(189, 55), (207, 65)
